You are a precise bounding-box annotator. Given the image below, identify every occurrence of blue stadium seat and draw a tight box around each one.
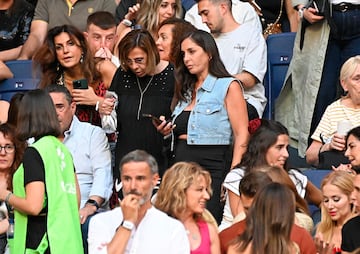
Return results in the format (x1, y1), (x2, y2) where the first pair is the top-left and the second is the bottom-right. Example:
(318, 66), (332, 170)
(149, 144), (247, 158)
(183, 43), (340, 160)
(0, 60), (40, 101)
(302, 169), (332, 225)
(263, 32), (296, 119)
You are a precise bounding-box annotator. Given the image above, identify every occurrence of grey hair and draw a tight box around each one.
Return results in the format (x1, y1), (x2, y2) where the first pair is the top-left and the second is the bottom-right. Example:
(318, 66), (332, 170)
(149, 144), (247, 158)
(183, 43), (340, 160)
(119, 150), (158, 175)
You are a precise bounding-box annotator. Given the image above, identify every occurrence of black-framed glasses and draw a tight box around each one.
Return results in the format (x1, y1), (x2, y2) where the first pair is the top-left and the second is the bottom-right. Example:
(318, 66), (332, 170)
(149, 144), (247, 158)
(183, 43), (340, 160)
(0, 145), (15, 154)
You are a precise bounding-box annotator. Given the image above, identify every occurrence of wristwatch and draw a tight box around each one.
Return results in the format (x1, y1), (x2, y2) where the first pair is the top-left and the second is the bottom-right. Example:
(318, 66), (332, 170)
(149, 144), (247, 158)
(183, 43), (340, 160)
(85, 199), (100, 210)
(121, 220), (135, 231)
(122, 19), (132, 27)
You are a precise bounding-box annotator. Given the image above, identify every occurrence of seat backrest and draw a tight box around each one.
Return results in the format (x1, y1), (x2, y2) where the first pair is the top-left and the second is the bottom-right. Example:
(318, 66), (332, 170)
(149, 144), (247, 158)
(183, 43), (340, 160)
(263, 32), (296, 119)
(4, 60), (40, 79)
(302, 169), (332, 189)
(302, 169), (332, 225)
(0, 60), (41, 101)
(0, 78), (40, 101)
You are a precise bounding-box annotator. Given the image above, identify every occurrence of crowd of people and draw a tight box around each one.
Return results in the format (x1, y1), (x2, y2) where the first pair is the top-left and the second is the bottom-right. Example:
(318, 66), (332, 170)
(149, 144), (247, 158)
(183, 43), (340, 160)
(1, 0), (360, 253)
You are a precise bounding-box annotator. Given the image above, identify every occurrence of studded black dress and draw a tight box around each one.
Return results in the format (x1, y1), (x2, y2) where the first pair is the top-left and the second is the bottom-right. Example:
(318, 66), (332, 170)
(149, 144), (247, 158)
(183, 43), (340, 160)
(109, 63), (174, 178)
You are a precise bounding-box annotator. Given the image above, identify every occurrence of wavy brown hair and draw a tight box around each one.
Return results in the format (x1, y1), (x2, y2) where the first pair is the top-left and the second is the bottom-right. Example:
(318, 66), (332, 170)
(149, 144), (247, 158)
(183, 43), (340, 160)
(158, 18), (196, 64)
(33, 25), (101, 89)
(0, 123), (26, 191)
(238, 119), (289, 171)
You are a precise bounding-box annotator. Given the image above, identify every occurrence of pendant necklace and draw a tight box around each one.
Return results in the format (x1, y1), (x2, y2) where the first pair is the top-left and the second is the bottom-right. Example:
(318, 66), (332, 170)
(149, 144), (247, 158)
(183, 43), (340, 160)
(136, 75), (154, 120)
(186, 229), (199, 241)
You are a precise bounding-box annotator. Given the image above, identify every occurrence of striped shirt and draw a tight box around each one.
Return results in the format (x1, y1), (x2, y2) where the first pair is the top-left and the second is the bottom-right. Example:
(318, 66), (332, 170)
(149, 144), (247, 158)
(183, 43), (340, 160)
(311, 99), (360, 143)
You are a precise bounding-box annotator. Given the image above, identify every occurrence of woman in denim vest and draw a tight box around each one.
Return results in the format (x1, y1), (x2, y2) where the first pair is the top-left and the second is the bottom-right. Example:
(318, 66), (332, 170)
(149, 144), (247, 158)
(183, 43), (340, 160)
(157, 30), (249, 224)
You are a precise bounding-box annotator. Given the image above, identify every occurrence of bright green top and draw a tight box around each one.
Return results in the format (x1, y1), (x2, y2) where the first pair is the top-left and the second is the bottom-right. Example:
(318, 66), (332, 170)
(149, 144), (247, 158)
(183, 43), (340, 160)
(12, 136), (83, 254)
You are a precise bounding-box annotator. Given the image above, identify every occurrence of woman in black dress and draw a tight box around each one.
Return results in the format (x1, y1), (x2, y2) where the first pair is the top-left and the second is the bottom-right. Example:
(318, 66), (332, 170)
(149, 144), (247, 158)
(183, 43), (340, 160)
(109, 29), (175, 179)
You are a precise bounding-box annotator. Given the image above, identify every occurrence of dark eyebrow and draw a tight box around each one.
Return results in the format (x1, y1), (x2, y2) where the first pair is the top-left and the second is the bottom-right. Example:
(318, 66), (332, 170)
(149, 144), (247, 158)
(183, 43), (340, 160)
(198, 9), (207, 15)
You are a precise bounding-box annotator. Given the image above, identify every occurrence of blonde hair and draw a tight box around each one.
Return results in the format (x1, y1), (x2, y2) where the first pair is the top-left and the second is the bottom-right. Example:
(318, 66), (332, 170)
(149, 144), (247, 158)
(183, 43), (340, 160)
(340, 55), (360, 82)
(155, 162), (212, 220)
(317, 171), (354, 242)
(137, 0), (182, 37)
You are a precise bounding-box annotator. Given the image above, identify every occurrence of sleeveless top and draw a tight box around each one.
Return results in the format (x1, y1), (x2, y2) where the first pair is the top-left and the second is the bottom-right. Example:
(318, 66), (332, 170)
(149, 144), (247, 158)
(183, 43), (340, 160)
(191, 220), (211, 254)
(172, 75), (235, 145)
(173, 111), (190, 137)
(12, 136), (83, 254)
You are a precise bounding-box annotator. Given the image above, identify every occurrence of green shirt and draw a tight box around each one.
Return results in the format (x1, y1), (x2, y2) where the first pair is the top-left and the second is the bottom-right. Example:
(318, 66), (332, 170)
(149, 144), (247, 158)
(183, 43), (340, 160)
(12, 136), (83, 254)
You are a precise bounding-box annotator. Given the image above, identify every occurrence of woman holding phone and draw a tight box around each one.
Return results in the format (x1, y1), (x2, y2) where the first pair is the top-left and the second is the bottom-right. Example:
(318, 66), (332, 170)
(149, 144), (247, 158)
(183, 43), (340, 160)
(33, 24), (111, 127)
(109, 29), (175, 178)
(158, 30), (249, 224)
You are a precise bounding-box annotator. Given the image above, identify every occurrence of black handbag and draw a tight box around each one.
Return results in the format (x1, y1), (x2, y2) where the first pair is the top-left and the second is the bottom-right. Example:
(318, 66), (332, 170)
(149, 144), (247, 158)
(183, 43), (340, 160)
(318, 150), (349, 169)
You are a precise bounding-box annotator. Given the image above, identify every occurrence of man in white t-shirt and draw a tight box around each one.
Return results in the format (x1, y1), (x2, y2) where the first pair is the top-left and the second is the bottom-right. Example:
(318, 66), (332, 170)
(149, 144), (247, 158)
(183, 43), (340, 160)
(88, 150), (189, 254)
(185, 0), (262, 34)
(196, 0), (267, 119)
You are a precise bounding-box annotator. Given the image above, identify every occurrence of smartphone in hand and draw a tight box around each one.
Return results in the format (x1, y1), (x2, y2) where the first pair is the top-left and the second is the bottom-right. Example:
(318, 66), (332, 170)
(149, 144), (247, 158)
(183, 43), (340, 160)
(142, 113), (163, 125)
(73, 79), (88, 89)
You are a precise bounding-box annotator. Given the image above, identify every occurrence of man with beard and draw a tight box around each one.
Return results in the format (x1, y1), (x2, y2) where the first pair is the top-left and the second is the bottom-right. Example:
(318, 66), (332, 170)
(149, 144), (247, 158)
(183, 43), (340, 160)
(196, 0), (266, 120)
(88, 150), (189, 254)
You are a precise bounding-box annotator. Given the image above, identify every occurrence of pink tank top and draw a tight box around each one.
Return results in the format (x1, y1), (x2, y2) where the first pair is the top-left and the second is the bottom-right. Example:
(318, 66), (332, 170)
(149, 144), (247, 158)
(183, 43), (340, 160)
(191, 220), (211, 254)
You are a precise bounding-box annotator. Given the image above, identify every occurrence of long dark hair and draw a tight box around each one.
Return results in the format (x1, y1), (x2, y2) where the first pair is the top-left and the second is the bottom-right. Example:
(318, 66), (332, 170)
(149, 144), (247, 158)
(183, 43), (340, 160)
(346, 126), (360, 172)
(346, 126), (360, 143)
(7, 92), (25, 127)
(233, 183), (295, 254)
(239, 119), (289, 171)
(16, 89), (61, 141)
(0, 123), (26, 191)
(33, 24), (101, 88)
(174, 30), (232, 103)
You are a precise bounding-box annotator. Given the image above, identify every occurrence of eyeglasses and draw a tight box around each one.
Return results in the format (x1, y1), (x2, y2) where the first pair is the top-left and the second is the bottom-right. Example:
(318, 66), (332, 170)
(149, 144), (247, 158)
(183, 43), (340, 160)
(125, 58), (146, 66)
(0, 145), (15, 154)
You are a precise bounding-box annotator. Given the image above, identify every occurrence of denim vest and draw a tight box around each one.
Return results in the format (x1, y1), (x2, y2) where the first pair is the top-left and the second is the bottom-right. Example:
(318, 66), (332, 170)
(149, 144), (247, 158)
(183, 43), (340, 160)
(172, 75), (235, 147)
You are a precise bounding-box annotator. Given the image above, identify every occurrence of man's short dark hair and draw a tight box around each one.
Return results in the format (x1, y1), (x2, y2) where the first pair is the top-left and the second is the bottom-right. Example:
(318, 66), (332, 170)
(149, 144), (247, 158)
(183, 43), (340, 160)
(44, 84), (73, 104)
(86, 11), (117, 31)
